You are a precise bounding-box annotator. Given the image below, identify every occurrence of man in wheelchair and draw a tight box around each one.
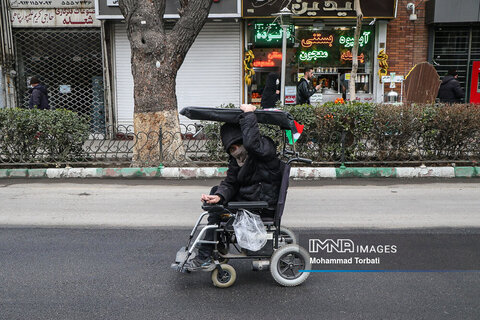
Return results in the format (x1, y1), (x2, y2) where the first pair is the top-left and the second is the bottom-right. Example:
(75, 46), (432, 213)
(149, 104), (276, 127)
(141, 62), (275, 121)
(184, 104), (283, 271)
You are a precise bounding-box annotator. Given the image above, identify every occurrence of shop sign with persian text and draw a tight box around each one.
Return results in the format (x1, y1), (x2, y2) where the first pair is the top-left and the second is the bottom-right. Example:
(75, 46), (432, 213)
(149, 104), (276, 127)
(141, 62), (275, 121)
(10, 0), (94, 8)
(11, 8), (100, 27)
(296, 27), (373, 67)
(243, 0), (397, 18)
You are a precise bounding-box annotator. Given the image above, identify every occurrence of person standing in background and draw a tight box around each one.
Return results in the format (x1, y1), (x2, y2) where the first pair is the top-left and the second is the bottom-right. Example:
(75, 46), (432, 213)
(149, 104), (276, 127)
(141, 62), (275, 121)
(260, 72), (280, 109)
(296, 68), (321, 105)
(28, 77), (50, 110)
(340, 70), (349, 100)
(437, 69), (464, 103)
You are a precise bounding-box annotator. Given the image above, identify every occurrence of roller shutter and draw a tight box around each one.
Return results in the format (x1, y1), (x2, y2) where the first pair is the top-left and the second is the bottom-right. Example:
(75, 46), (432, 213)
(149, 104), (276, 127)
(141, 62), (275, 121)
(114, 22), (242, 126)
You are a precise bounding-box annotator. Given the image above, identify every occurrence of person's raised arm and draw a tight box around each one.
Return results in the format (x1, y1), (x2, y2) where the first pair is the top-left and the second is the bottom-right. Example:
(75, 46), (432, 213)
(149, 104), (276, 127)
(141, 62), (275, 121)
(238, 104), (276, 159)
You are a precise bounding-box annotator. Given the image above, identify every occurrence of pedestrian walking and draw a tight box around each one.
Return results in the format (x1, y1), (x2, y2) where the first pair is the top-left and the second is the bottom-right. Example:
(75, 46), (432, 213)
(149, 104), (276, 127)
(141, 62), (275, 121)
(28, 76), (50, 110)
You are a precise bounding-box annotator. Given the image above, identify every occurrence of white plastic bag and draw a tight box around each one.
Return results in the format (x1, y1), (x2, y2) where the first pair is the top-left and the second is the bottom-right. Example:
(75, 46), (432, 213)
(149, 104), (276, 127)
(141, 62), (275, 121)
(232, 210), (268, 251)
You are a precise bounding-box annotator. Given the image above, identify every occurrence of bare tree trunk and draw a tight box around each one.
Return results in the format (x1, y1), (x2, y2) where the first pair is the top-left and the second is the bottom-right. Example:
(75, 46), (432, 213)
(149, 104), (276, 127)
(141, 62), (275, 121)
(118, 0), (213, 166)
(348, 0), (363, 102)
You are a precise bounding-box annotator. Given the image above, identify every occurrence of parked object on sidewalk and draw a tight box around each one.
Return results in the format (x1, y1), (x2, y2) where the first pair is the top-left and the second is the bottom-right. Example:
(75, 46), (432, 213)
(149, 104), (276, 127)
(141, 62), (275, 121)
(404, 62), (441, 104)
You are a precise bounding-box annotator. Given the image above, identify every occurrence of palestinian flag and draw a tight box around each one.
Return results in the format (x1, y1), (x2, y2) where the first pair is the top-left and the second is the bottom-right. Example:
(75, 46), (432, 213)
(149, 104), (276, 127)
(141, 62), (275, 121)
(286, 120), (304, 144)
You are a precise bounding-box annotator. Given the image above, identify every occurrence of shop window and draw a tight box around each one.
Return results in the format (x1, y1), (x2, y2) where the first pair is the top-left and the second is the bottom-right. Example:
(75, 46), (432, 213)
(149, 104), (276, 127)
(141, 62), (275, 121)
(246, 22), (375, 106)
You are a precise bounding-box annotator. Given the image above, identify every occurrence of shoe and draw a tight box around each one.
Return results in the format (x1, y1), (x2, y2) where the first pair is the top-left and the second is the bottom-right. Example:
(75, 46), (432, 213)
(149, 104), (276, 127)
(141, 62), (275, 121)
(184, 256), (215, 272)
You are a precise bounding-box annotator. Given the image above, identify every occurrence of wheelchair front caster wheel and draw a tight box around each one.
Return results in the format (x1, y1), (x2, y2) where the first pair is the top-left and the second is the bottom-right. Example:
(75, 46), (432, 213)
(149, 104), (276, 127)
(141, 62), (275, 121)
(211, 264), (236, 288)
(270, 244), (311, 287)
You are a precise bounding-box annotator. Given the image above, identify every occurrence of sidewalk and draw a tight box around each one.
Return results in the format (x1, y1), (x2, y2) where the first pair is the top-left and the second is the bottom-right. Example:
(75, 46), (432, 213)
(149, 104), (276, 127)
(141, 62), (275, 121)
(1, 180), (479, 228)
(0, 166), (479, 179)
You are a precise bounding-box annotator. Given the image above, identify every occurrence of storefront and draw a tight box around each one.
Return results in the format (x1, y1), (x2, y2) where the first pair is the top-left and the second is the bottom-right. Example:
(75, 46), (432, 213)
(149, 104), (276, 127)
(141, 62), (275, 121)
(242, 0), (397, 105)
(10, 0), (105, 132)
(427, 0), (480, 102)
(95, 0), (243, 126)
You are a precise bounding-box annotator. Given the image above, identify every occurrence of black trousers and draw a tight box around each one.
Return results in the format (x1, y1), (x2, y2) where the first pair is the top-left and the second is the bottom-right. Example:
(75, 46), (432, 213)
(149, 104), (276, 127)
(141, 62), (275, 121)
(196, 186), (274, 260)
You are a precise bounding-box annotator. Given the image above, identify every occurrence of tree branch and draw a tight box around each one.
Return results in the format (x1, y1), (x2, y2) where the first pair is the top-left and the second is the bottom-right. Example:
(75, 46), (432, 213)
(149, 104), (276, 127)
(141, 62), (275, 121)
(168, 0), (213, 69)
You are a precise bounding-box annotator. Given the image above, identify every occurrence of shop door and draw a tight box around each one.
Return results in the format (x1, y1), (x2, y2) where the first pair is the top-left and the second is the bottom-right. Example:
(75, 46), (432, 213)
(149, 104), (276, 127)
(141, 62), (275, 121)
(114, 22), (242, 126)
(432, 26), (480, 102)
(13, 29), (105, 133)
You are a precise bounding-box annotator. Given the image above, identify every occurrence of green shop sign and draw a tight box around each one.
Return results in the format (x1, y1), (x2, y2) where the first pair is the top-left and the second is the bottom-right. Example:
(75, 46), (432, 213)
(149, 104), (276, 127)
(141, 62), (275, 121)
(339, 31), (372, 48)
(253, 22), (295, 48)
(299, 50), (329, 61)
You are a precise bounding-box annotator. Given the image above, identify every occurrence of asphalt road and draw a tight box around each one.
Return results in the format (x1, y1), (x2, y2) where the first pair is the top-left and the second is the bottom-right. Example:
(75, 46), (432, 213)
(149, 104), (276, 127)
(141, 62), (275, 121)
(1, 228), (479, 320)
(1, 179), (480, 228)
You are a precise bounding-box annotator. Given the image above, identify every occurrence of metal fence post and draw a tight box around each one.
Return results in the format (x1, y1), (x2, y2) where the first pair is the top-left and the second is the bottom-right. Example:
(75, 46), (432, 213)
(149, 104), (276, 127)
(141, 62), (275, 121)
(341, 130), (346, 168)
(158, 126), (163, 163)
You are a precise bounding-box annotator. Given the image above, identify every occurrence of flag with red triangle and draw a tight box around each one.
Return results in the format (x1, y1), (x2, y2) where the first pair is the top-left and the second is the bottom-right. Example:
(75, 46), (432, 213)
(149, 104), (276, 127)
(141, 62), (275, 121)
(286, 120), (304, 144)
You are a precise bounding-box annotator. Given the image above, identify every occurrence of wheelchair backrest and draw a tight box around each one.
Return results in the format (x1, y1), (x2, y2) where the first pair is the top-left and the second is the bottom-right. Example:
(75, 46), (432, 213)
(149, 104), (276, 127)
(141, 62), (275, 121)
(274, 161), (291, 228)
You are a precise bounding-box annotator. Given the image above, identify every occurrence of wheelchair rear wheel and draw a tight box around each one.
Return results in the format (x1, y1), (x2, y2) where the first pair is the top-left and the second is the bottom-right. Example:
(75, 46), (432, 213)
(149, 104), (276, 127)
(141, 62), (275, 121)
(211, 264), (236, 288)
(270, 244), (311, 287)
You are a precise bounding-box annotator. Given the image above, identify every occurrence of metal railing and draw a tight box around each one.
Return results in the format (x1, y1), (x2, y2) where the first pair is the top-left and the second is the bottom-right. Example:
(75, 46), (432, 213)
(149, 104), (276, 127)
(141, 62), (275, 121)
(1, 122), (479, 167)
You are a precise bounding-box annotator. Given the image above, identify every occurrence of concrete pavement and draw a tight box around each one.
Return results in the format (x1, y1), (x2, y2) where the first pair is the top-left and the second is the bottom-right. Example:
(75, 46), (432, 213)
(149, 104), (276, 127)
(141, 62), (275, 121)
(1, 228), (479, 320)
(0, 179), (479, 228)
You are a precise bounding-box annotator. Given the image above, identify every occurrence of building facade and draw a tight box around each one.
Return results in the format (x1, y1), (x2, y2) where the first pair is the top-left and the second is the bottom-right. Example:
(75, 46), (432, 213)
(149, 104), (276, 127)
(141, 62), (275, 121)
(8, 0), (105, 131)
(242, 0), (397, 105)
(96, 0), (243, 127)
(5, 0), (480, 133)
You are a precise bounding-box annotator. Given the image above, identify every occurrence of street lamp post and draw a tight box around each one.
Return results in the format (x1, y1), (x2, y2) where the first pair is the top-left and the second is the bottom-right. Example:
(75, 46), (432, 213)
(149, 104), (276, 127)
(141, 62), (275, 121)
(272, 7), (293, 106)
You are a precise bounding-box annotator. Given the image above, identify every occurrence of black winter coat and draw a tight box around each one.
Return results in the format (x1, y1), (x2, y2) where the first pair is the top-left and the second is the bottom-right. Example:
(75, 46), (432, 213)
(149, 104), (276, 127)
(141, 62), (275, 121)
(29, 84), (50, 110)
(215, 112), (282, 207)
(260, 72), (280, 109)
(437, 75), (464, 103)
(296, 78), (317, 105)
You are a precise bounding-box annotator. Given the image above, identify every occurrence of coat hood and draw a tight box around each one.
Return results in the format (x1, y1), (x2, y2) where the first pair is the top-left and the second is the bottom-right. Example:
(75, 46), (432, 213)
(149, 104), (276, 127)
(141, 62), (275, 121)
(264, 72), (279, 90)
(220, 122), (243, 153)
(441, 75), (455, 85)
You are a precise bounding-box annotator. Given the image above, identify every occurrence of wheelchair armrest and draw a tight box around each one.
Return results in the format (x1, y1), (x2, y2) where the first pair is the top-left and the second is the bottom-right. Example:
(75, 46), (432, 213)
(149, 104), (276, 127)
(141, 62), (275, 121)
(226, 201), (269, 210)
(201, 203), (225, 212)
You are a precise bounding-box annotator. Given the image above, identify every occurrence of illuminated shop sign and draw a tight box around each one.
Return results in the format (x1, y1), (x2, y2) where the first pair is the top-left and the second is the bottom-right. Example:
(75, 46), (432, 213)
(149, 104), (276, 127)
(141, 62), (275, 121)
(297, 27), (373, 66)
(339, 31), (371, 48)
(340, 51), (365, 63)
(299, 50), (329, 61)
(253, 51), (282, 67)
(253, 23), (295, 48)
(301, 33), (334, 48)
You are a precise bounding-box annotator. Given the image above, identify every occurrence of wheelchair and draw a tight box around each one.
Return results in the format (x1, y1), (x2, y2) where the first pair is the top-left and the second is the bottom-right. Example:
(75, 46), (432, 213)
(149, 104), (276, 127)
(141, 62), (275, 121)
(171, 107), (313, 288)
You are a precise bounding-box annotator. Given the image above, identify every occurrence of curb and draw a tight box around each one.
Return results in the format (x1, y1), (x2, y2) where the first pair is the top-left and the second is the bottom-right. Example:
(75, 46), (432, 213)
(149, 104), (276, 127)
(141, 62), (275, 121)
(0, 166), (478, 179)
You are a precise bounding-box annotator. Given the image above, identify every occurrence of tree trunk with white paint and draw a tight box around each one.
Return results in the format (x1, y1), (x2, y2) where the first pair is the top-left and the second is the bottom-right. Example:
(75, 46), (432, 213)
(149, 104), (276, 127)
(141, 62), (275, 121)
(118, 0), (213, 166)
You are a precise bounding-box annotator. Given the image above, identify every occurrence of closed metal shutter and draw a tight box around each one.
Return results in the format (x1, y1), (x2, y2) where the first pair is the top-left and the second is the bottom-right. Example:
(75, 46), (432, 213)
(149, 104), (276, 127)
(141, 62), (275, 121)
(13, 29), (105, 132)
(113, 23), (134, 127)
(114, 22), (242, 126)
